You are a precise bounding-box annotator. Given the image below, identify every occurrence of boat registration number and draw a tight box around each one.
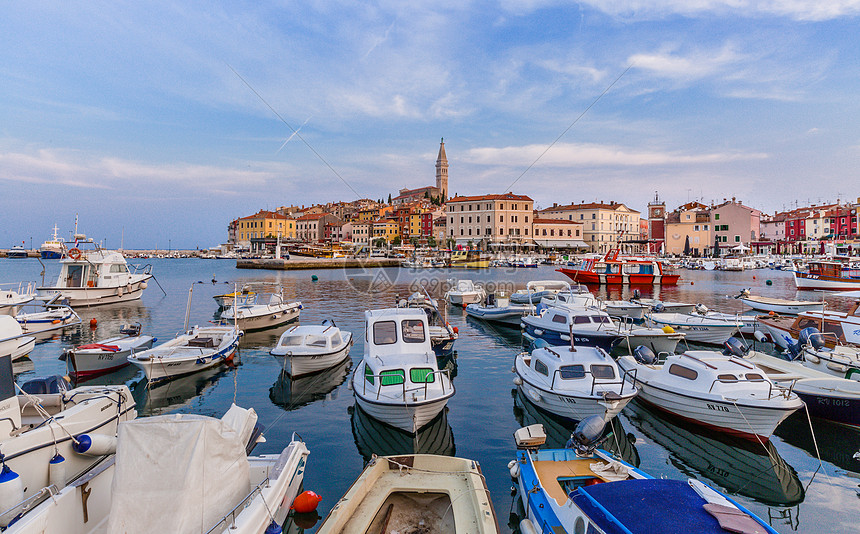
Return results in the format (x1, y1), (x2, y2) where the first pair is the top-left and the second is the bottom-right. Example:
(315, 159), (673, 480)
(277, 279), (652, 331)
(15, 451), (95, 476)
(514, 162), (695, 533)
(706, 403), (730, 412)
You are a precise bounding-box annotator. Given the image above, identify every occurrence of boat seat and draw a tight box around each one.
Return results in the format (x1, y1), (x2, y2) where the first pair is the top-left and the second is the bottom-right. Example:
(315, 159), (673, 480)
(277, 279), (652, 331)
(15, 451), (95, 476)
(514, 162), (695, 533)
(187, 337), (215, 348)
(18, 393), (64, 418)
(533, 459), (609, 506)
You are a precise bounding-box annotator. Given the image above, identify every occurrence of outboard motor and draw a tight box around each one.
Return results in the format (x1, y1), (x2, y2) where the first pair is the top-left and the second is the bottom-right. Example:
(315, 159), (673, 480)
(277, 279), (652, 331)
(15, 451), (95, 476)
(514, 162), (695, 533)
(653, 302), (665, 313)
(20, 375), (71, 395)
(566, 415), (607, 455)
(722, 337), (749, 358)
(633, 345), (657, 365)
(534, 303), (546, 315)
(787, 341), (802, 360)
(695, 303), (709, 315)
(799, 327), (825, 350)
(119, 323), (142, 336)
(632, 289), (641, 300)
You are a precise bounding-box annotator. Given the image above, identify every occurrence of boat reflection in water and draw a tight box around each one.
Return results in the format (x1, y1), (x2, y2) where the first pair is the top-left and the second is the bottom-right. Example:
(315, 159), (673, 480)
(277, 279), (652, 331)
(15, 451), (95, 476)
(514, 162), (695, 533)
(465, 315), (526, 349)
(775, 412), (860, 475)
(131, 362), (235, 416)
(350, 403), (455, 463)
(70, 361), (140, 387)
(512, 387), (639, 467)
(624, 400), (804, 506)
(269, 358), (351, 411)
(238, 325), (288, 349)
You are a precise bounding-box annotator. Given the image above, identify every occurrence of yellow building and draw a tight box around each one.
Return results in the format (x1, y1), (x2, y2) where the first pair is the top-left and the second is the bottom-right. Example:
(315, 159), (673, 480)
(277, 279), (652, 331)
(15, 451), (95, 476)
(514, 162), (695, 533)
(537, 201), (641, 254)
(234, 210), (295, 247)
(371, 219), (400, 243)
(665, 202), (712, 255)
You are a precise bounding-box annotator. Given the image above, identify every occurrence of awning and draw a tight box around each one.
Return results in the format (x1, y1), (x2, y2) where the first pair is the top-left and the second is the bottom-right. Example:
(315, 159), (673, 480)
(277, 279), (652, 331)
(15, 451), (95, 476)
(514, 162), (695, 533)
(533, 239), (589, 249)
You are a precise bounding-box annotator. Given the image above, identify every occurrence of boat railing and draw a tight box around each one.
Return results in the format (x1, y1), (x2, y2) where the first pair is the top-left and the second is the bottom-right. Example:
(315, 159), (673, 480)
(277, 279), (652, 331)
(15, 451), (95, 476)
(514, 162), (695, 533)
(361, 368), (452, 400)
(205, 477), (271, 534)
(549, 366), (632, 395)
(706, 375), (796, 400)
(0, 280), (37, 297)
(0, 484), (60, 522)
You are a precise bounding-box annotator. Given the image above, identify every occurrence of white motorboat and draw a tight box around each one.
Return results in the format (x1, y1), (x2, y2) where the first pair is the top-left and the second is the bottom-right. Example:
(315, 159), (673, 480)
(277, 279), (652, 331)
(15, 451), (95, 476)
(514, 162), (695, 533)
(602, 300), (650, 320)
(513, 342), (637, 422)
(465, 292), (531, 325)
(646, 311), (741, 345)
(270, 320), (353, 377)
(510, 281), (564, 304)
(736, 291), (824, 315)
(537, 281), (600, 311)
(317, 454), (498, 534)
(444, 279), (486, 306)
(618, 343), (803, 441)
(785, 327), (860, 380)
(128, 325), (242, 384)
(65, 324), (155, 380)
(36, 236), (152, 307)
(757, 300), (860, 350)
(15, 305), (81, 335)
(6, 405), (310, 534)
(632, 298), (696, 315)
(0, 356), (136, 528)
(0, 282), (36, 317)
(213, 288), (256, 308)
(0, 316), (35, 361)
(512, 420), (781, 534)
(220, 291), (302, 332)
(351, 308), (454, 433)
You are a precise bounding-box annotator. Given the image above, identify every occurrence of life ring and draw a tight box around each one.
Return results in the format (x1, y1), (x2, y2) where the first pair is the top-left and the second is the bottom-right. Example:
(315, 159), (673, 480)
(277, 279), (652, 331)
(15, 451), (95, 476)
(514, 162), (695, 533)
(68, 248), (82, 260)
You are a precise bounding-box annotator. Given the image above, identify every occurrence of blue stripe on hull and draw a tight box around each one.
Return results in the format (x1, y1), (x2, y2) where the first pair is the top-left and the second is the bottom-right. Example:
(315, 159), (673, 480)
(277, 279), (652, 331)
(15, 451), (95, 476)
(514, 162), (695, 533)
(40, 251), (62, 259)
(796, 391), (860, 428)
(522, 324), (618, 351)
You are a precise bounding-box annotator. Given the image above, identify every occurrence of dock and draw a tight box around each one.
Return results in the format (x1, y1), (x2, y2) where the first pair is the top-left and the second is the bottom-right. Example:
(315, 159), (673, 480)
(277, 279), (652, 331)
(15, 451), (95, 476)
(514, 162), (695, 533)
(236, 257), (401, 270)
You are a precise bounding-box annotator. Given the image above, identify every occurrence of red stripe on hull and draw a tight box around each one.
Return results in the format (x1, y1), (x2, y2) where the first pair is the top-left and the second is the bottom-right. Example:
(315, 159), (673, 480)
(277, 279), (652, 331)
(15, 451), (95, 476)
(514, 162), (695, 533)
(635, 397), (770, 443)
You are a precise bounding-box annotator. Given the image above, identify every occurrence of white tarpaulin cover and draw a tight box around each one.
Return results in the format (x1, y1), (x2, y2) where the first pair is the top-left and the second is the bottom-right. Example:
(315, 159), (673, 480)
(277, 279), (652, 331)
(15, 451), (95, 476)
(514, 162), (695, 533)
(107, 406), (253, 533)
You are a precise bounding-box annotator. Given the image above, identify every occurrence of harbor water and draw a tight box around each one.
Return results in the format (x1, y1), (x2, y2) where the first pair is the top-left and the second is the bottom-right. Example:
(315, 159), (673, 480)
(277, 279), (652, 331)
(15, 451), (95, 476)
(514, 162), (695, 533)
(3, 258), (860, 532)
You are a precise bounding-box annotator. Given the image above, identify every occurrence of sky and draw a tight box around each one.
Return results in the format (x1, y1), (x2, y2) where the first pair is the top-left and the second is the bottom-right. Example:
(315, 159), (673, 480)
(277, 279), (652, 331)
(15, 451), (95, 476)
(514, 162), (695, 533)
(2, 1), (860, 249)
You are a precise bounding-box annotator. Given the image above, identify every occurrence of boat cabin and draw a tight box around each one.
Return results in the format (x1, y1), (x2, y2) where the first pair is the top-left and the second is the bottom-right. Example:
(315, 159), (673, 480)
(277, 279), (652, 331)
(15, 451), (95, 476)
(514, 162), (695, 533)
(541, 307), (613, 328)
(54, 251), (132, 289)
(276, 324), (346, 352)
(522, 346), (622, 392)
(361, 308), (442, 389)
(656, 352), (779, 397)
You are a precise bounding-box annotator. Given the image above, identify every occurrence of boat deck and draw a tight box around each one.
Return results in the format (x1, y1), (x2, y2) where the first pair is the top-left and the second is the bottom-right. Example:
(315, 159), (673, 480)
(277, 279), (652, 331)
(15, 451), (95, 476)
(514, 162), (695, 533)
(532, 459), (610, 505)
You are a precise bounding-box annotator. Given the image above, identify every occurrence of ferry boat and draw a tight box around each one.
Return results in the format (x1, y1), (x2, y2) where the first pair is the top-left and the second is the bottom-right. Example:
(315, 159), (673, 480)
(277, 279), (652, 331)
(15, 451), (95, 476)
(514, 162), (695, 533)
(793, 259), (860, 290)
(39, 225), (65, 259)
(557, 250), (680, 286)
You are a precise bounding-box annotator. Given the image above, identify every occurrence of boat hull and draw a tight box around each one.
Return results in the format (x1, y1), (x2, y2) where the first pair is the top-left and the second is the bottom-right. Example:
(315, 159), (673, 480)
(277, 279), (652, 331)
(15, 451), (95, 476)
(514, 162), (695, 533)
(794, 271), (860, 290)
(67, 337), (155, 380)
(557, 268), (680, 286)
(739, 297), (824, 315)
(353, 393), (451, 433)
(521, 320), (619, 352)
(37, 277), (151, 307)
(465, 304), (528, 325)
(515, 378), (635, 423)
(276, 342), (352, 378)
(227, 306), (300, 332)
(129, 333), (240, 384)
(793, 380), (860, 428)
(646, 316), (739, 345)
(39, 250), (63, 259)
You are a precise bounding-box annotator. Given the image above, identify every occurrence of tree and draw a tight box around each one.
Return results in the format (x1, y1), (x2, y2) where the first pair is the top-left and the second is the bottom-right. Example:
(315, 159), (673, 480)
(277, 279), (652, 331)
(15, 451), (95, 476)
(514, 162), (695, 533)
(428, 236), (437, 248)
(387, 193), (392, 204)
(424, 191), (430, 199)
(392, 235), (402, 246)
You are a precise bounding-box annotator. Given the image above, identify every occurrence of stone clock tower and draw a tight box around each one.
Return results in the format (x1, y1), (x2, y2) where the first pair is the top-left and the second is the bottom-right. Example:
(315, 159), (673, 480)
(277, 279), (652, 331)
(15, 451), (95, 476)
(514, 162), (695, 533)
(648, 192), (666, 253)
(435, 138), (448, 200)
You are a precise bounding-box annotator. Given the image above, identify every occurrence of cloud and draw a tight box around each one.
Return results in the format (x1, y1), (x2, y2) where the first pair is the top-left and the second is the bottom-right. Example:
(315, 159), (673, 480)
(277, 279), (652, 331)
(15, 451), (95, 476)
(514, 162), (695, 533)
(464, 142), (768, 168)
(629, 43), (745, 80)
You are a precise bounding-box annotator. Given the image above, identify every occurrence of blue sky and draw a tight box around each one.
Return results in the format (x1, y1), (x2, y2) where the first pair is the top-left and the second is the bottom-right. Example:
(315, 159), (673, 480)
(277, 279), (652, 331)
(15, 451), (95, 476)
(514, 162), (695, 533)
(2, 1), (860, 249)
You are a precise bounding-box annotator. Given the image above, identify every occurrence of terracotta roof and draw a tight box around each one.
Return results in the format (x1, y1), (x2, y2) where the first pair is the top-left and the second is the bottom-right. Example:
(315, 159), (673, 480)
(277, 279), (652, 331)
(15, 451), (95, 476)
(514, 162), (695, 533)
(447, 193), (533, 202)
(295, 212), (332, 220)
(533, 218), (582, 225)
(538, 201), (638, 213)
(237, 210), (289, 221)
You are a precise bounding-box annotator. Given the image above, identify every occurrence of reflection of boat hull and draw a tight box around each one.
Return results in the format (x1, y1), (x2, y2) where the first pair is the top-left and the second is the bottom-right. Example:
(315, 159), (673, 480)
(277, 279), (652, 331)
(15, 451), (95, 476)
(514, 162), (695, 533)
(775, 412), (860, 473)
(351, 403), (454, 462)
(269, 359), (351, 411)
(624, 400), (804, 505)
(132, 365), (230, 415)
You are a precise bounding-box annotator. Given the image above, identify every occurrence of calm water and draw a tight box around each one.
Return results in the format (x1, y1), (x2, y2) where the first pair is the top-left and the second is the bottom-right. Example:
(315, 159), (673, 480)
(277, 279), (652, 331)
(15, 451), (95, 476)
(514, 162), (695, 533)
(3, 258), (860, 532)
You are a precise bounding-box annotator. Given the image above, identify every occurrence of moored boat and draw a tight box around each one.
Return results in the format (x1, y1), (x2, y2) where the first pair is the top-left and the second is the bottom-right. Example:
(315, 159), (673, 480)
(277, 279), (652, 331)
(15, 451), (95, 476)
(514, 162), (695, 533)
(270, 320), (353, 377)
(316, 454), (498, 534)
(736, 291), (824, 315)
(0, 283), (36, 317)
(0, 316), (35, 361)
(128, 325), (242, 384)
(65, 324), (155, 380)
(465, 292), (531, 325)
(220, 290), (301, 332)
(444, 279), (486, 306)
(15, 305), (81, 335)
(793, 259), (860, 290)
(646, 311), (740, 345)
(38, 225), (65, 259)
(557, 249), (680, 286)
(756, 300), (860, 349)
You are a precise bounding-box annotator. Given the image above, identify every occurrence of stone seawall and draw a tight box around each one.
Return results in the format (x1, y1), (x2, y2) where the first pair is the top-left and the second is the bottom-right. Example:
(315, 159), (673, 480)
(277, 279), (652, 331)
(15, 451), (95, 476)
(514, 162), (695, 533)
(236, 258), (401, 270)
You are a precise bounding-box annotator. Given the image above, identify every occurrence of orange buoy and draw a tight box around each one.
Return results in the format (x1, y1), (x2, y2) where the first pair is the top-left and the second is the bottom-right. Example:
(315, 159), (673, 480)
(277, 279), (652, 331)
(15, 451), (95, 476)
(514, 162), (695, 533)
(291, 490), (321, 513)
(768, 311), (775, 316)
(89, 318), (98, 328)
(690, 281), (694, 285)
(453, 326), (459, 334)
(753, 276), (756, 280)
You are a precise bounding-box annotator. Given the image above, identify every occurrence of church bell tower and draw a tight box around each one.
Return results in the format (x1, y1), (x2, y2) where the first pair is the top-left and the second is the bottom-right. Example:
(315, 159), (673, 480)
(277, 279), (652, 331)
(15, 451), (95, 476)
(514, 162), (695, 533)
(435, 138), (448, 200)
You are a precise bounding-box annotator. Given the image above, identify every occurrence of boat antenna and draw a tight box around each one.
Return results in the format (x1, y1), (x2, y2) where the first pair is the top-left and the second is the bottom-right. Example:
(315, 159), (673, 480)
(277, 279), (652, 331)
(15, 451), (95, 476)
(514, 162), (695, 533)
(183, 283), (195, 331)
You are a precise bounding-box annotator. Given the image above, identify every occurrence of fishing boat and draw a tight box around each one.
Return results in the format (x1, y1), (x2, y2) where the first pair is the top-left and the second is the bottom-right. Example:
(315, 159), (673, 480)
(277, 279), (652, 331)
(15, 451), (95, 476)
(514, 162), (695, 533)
(449, 250), (490, 269)
(6, 405), (310, 534)
(0, 282), (36, 316)
(351, 308), (454, 433)
(793, 259), (860, 290)
(128, 324), (241, 384)
(270, 320), (353, 377)
(521, 307), (684, 355)
(444, 279), (486, 306)
(5, 245), (29, 259)
(15, 305), (81, 335)
(645, 311), (741, 345)
(617, 342), (803, 441)
(220, 290), (302, 332)
(36, 235), (152, 307)
(511, 418), (780, 534)
(38, 225), (65, 259)
(465, 292), (531, 325)
(736, 290), (824, 314)
(65, 324), (155, 380)
(513, 341), (637, 422)
(316, 454), (498, 534)
(213, 287), (256, 308)
(757, 300), (860, 350)
(557, 249), (680, 286)
(0, 354), (136, 528)
(510, 281), (562, 304)
(0, 316), (35, 361)
(744, 345), (860, 427)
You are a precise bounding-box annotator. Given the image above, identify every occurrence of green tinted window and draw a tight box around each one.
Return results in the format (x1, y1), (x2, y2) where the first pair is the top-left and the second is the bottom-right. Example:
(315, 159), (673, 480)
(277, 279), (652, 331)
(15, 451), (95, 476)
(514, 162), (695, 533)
(410, 368), (436, 383)
(380, 370), (405, 386)
(364, 365), (375, 385)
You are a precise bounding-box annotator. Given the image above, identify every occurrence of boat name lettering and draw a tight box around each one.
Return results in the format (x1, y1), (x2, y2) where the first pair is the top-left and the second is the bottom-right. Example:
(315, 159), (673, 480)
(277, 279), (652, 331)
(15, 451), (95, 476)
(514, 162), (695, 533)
(706, 403), (730, 412)
(97, 355), (116, 360)
(100, 404), (111, 412)
(817, 398), (850, 407)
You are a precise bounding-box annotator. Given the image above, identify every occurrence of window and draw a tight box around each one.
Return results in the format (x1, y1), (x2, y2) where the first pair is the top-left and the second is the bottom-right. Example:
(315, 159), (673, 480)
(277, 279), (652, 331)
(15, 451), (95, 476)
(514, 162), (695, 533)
(668, 364), (698, 380)
(373, 321), (397, 345)
(735, 235), (741, 242)
(410, 368), (435, 383)
(573, 315), (591, 324)
(500, 215), (504, 222)
(715, 214), (720, 220)
(694, 225), (699, 231)
(380, 369), (405, 386)
(591, 365), (615, 379)
(745, 373), (764, 381)
(402, 320), (425, 343)
(591, 315), (610, 324)
(279, 335), (304, 347)
(534, 359), (549, 376)
(559, 365), (585, 379)
(364, 365), (375, 384)
(551, 314), (567, 324)
(305, 335), (327, 347)
(468, 216), (472, 223)
(717, 374), (738, 382)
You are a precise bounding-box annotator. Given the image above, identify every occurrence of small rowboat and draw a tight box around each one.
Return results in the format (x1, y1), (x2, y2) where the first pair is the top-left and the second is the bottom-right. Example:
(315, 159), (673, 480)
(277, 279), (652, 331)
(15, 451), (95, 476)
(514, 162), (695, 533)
(737, 293), (824, 315)
(66, 324), (155, 380)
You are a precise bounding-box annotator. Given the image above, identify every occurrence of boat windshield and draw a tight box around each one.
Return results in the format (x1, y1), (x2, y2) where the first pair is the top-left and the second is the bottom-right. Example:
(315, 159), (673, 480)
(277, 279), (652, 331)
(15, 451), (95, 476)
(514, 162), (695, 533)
(559, 365), (585, 379)
(401, 319), (425, 343)
(373, 321), (398, 345)
(304, 335), (327, 347)
(279, 335), (304, 347)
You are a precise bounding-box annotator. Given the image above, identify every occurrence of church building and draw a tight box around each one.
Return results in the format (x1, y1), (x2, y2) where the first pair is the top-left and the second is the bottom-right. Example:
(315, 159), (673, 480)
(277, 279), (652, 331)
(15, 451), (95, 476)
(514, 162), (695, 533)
(391, 138), (449, 205)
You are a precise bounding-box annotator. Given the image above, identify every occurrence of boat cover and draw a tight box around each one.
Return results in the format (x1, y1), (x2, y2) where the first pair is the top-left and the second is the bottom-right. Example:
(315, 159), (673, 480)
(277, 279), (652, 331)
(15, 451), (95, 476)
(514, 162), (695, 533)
(107, 408), (253, 533)
(570, 479), (762, 534)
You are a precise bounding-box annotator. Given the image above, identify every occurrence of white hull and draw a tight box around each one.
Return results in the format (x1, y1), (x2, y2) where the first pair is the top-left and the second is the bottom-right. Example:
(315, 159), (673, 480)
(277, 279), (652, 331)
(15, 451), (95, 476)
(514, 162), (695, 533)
(604, 303), (647, 320)
(446, 291), (483, 305)
(10, 337), (36, 361)
(353, 392), (450, 433)
(129, 328), (241, 383)
(67, 336), (155, 378)
(37, 278), (150, 307)
(280, 343), (352, 377)
(739, 297), (824, 315)
(794, 272), (860, 290)
(228, 306), (300, 331)
(516, 380), (633, 422)
(465, 304), (528, 325)
(646, 316), (739, 345)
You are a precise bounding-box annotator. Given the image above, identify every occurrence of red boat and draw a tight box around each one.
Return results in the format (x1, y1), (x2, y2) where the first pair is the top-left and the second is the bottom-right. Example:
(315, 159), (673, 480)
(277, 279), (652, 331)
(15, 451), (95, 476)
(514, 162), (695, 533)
(557, 250), (680, 286)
